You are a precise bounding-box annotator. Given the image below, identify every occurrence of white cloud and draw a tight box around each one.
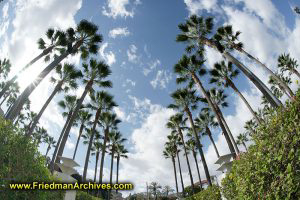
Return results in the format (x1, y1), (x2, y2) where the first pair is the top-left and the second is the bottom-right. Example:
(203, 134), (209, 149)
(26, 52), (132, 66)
(143, 59), (160, 76)
(127, 44), (139, 63)
(99, 42), (116, 66)
(113, 107), (126, 121)
(150, 70), (172, 89)
(66, 140), (75, 149)
(184, 0), (218, 15)
(122, 78), (136, 87)
(102, 0), (141, 19)
(109, 27), (130, 38)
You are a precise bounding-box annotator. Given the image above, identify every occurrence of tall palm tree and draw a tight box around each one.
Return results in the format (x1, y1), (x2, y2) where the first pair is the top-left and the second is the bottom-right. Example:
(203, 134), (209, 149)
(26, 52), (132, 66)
(44, 136), (56, 157)
(33, 126), (47, 146)
(0, 82), (19, 108)
(213, 25), (294, 98)
(185, 138), (202, 189)
(55, 59), (112, 166)
(98, 112), (121, 184)
(73, 110), (93, 160)
(5, 20), (103, 121)
(174, 54), (237, 156)
(278, 53), (300, 79)
(149, 182), (162, 200)
(194, 110), (220, 158)
(168, 88), (212, 186)
(27, 63), (82, 136)
(268, 72), (293, 99)
(50, 95), (77, 171)
(166, 113), (195, 193)
(210, 61), (262, 124)
(0, 58), (11, 80)
(163, 144), (179, 197)
(115, 144), (128, 193)
(176, 15), (282, 107)
(91, 139), (103, 182)
(236, 133), (249, 151)
(83, 91), (117, 181)
(0, 30), (67, 100)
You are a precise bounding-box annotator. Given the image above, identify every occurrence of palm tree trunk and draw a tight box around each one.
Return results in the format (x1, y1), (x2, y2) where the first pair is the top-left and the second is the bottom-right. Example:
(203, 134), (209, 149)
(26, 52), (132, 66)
(5, 39), (84, 121)
(99, 127), (109, 184)
(227, 79), (262, 124)
(116, 156), (120, 193)
(45, 145), (51, 157)
(201, 37), (282, 108)
(73, 124), (84, 160)
(236, 47), (294, 98)
(206, 127), (220, 158)
(176, 151), (185, 195)
(94, 150), (99, 182)
(0, 93), (9, 106)
(191, 73), (236, 155)
(185, 107), (212, 186)
(0, 45), (55, 100)
(109, 149), (115, 186)
(83, 108), (101, 181)
(178, 128), (194, 194)
(50, 111), (72, 172)
(55, 81), (92, 165)
(26, 81), (63, 137)
(292, 69), (300, 79)
(243, 142), (248, 151)
(172, 156), (179, 198)
(192, 150), (202, 189)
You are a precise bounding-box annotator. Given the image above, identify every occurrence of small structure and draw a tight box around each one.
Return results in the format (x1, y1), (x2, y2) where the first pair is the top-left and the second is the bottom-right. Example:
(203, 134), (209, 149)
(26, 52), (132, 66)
(215, 153), (235, 174)
(53, 157), (80, 200)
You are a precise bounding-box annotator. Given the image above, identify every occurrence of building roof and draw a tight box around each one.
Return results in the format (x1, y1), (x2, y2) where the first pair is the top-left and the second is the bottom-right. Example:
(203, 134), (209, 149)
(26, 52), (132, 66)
(216, 161), (233, 172)
(214, 153), (235, 165)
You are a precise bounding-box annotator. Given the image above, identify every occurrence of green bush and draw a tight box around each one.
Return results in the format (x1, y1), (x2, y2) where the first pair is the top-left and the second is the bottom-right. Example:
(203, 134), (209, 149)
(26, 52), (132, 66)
(0, 117), (64, 199)
(222, 91), (300, 199)
(184, 184), (202, 197)
(76, 190), (101, 200)
(185, 185), (221, 200)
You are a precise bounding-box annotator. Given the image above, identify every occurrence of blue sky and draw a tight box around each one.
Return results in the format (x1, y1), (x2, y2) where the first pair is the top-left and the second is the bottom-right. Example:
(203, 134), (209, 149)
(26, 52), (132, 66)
(1, 0), (300, 196)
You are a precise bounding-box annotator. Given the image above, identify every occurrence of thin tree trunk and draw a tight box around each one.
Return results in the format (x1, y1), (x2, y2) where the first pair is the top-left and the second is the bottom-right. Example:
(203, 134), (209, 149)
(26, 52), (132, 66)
(50, 111), (72, 172)
(191, 73), (236, 156)
(5, 39), (83, 121)
(110, 149), (115, 186)
(116, 156), (120, 193)
(206, 127), (220, 158)
(27, 81), (63, 137)
(192, 151), (202, 189)
(73, 124), (84, 160)
(227, 79), (262, 124)
(176, 151), (185, 195)
(185, 107), (212, 186)
(292, 69), (300, 79)
(94, 151), (99, 182)
(236, 47), (294, 98)
(243, 142), (248, 151)
(99, 127), (109, 184)
(45, 144), (51, 157)
(83, 108), (101, 181)
(0, 45), (55, 99)
(0, 93), (9, 106)
(55, 81), (92, 165)
(178, 128), (194, 194)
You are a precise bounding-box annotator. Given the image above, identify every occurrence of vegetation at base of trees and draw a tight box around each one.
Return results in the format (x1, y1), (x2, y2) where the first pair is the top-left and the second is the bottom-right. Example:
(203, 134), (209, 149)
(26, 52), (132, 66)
(0, 116), (64, 200)
(76, 191), (102, 200)
(185, 185), (221, 200)
(183, 185), (202, 198)
(221, 89), (300, 199)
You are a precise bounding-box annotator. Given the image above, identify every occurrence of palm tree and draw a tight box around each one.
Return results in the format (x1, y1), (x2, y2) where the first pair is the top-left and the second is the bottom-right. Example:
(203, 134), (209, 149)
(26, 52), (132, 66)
(0, 29), (67, 100)
(176, 15), (282, 107)
(33, 126), (47, 146)
(98, 112), (121, 184)
(213, 25), (294, 98)
(26, 63), (82, 136)
(174, 54), (237, 157)
(168, 88), (212, 186)
(0, 58), (11, 80)
(5, 20), (103, 121)
(149, 182), (162, 200)
(44, 136), (56, 157)
(166, 113), (195, 193)
(91, 139), (103, 182)
(278, 53), (300, 79)
(236, 133), (249, 151)
(295, 7), (300, 15)
(162, 185), (174, 197)
(115, 144), (128, 193)
(0, 82), (19, 108)
(210, 61), (262, 124)
(55, 59), (112, 167)
(73, 110), (93, 160)
(83, 91), (117, 181)
(185, 138), (202, 189)
(194, 110), (220, 158)
(244, 119), (257, 137)
(268, 72), (293, 99)
(50, 95), (77, 171)
(165, 132), (185, 195)
(163, 144), (179, 197)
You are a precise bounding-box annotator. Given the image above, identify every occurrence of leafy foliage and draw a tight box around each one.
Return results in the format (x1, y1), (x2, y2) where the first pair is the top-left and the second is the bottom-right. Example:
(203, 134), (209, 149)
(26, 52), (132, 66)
(76, 191), (102, 200)
(185, 185), (221, 200)
(222, 90), (300, 199)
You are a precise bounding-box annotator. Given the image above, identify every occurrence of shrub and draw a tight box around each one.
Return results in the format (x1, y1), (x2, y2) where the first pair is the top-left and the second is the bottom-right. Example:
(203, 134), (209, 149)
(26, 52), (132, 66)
(183, 184), (202, 197)
(222, 91), (300, 199)
(0, 117), (64, 199)
(185, 185), (221, 200)
(76, 190), (102, 200)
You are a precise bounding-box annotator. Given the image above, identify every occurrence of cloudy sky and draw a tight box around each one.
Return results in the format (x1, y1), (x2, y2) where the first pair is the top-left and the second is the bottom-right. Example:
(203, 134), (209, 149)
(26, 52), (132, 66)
(1, 0), (300, 196)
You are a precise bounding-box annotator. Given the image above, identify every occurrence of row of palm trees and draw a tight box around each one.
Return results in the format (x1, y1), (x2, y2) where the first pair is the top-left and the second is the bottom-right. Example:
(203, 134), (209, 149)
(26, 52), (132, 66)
(0, 19), (129, 199)
(162, 14), (300, 197)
